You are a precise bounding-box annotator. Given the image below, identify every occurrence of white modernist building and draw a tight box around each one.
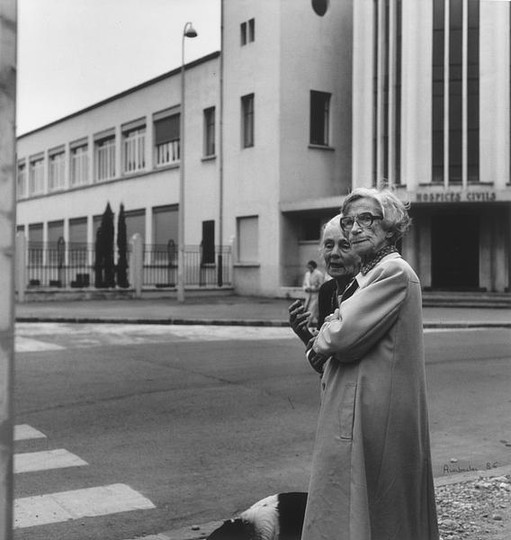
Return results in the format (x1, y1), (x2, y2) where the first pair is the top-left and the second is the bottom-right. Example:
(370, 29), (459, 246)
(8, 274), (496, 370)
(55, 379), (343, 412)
(16, 0), (511, 296)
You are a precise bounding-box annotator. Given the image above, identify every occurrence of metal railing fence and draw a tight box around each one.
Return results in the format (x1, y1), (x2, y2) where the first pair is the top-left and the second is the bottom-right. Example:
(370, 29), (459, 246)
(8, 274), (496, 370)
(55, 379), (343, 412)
(22, 238), (232, 289)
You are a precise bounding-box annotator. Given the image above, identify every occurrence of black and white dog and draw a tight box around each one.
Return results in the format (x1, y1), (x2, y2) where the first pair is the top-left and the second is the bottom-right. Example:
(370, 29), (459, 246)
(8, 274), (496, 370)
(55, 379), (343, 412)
(207, 492), (307, 540)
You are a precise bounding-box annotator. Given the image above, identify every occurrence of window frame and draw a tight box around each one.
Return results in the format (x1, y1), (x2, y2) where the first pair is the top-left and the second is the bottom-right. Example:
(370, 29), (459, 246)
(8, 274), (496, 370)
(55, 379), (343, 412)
(70, 143), (89, 187)
(94, 135), (116, 182)
(241, 93), (255, 149)
(17, 161), (27, 200)
(48, 149), (66, 192)
(153, 113), (181, 167)
(122, 125), (146, 174)
(309, 90), (331, 147)
(203, 107), (216, 157)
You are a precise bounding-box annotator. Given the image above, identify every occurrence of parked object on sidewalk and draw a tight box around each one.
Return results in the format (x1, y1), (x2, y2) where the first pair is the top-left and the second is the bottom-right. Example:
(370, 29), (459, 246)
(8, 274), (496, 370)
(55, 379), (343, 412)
(207, 492), (307, 540)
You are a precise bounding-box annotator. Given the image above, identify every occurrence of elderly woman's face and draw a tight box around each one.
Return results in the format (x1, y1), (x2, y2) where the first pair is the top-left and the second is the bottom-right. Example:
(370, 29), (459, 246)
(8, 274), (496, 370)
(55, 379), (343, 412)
(321, 224), (360, 279)
(341, 197), (389, 259)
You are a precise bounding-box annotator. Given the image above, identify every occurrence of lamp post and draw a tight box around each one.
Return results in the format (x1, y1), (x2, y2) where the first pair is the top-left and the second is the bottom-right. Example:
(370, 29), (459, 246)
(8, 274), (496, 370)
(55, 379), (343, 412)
(177, 21), (198, 303)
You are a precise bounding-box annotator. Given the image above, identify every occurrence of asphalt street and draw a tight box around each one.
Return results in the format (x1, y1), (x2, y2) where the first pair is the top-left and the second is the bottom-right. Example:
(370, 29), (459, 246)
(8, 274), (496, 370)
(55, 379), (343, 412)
(12, 322), (511, 540)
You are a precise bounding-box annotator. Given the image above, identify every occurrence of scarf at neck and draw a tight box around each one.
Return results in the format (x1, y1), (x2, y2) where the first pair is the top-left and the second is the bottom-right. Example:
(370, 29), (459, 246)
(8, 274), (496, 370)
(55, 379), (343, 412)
(360, 244), (398, 275)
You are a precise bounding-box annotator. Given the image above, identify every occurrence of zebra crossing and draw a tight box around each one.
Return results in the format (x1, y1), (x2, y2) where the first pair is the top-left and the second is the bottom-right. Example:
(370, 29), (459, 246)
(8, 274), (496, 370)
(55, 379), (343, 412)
(13, 423), (156, 532)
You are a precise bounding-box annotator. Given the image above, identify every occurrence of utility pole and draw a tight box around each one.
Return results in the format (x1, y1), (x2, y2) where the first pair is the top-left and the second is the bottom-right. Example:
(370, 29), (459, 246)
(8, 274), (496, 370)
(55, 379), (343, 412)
(0, 0), (17, 538)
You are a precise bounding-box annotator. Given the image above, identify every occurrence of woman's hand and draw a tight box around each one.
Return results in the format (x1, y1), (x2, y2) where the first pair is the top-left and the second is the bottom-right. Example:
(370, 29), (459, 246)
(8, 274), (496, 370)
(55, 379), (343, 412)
(288, 299), (313, 345)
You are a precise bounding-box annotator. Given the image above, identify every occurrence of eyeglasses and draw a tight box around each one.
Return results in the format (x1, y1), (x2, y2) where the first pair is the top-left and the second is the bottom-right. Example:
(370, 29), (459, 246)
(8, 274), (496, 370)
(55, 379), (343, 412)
(340, 212), (383, 232)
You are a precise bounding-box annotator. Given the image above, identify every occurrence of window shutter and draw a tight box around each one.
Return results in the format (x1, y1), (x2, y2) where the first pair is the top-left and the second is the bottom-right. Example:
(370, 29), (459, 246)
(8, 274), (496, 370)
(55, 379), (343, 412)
(154, 115), (180, 145)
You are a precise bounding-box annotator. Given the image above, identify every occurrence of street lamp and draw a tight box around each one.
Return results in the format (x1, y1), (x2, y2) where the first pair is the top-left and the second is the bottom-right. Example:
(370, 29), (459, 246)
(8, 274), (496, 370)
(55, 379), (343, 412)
(177, 21), (198, 303)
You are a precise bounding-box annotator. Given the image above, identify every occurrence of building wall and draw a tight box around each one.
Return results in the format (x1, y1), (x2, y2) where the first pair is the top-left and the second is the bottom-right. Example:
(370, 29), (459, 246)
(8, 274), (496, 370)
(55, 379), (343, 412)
(222, 0), (283, 294)
(17, 54), (220, 250)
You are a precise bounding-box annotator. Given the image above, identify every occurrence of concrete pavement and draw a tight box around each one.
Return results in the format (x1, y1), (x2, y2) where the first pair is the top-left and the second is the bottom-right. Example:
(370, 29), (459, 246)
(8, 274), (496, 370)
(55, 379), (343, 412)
(15, 294), (511, 328)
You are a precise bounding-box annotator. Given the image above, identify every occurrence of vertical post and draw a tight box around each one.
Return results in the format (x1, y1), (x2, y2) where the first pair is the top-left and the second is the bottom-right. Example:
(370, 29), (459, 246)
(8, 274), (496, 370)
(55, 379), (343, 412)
(461, 0), (468, 189)
(177, 31), (186, 303)
(0, 1), (17, 538)
(177, 22), (197, 302)
(130, 233), (143, 299)
(15, 233), (26, 303)
(217, 0), (224, 287)
(444, 0), (450, 189)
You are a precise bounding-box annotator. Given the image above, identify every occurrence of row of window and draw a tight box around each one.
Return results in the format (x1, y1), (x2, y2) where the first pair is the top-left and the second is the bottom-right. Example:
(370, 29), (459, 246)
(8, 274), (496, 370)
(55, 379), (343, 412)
(17, 106), (216, 199)
(17, 90), (333, 200)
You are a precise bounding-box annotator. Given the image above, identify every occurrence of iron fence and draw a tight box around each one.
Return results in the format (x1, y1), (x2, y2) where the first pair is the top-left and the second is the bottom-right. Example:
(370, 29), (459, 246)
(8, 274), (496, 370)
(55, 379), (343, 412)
(143, 242), (232, 288)
(24, 240), (232, 289)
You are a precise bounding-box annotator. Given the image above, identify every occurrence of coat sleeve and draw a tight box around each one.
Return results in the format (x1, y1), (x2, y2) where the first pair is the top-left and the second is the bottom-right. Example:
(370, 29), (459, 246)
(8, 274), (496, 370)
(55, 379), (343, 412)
(313, 262), (409, 362)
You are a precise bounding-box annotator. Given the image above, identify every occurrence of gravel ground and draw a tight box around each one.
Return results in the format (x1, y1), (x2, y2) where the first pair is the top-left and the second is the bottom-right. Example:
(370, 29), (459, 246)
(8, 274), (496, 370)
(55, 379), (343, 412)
(437, 474), (511, 540)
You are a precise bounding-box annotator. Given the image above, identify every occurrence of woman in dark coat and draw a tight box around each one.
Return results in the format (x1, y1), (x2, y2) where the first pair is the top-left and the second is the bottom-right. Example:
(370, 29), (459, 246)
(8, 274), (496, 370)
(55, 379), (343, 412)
(289, 215), (360, 347)
(302, 187), (439, 540)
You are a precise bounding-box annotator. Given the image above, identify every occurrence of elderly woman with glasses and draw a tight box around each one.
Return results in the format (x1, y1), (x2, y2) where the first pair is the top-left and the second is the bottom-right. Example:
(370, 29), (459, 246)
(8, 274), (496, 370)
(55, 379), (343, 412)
(301, 187), (439, 540)
(289, 215), (360, 348)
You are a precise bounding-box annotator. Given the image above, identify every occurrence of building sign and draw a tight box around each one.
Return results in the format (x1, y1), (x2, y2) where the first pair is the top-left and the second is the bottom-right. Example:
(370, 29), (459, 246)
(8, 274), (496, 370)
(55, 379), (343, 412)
(415, 191), (497, 203)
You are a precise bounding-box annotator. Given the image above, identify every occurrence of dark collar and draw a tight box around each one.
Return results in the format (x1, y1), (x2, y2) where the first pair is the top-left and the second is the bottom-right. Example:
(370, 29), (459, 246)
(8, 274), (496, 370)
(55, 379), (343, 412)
(360, 245), (398, 275)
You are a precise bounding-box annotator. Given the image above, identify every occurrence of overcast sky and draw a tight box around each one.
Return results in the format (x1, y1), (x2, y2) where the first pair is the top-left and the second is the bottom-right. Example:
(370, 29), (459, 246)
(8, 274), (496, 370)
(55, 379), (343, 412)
(16, 0), (221, 135)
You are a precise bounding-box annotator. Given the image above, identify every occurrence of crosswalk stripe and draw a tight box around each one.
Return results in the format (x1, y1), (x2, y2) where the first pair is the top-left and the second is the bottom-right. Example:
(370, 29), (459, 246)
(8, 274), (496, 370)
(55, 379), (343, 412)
(14, 483), (156, 529)
(14, 449), (88, 474)
(15, 336), (65, 352)
(14, 424), (46, 441)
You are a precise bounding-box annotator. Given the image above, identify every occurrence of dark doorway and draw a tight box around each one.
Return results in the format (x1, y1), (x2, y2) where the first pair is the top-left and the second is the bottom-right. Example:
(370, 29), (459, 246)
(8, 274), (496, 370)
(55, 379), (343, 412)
(431, 212), (479, 290)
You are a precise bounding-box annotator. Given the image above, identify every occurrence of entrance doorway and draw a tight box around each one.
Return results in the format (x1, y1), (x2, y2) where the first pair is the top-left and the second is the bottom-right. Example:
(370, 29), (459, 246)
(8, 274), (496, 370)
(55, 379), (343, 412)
(431, 212), (479, 290)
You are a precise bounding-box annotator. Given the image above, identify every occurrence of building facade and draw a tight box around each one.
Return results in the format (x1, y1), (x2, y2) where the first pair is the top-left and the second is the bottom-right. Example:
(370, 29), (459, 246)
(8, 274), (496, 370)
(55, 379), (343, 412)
(16, 0), (511, 296)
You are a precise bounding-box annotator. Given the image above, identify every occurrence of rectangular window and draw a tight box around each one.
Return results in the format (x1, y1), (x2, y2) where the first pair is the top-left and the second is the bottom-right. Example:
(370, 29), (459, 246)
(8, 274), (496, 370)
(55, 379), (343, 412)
(123, 126), (146, 173)
(154, 114), (180, 166)
(237, 216), (259, 263)
(241, 93), (255, 148)
(241, 19), (255, 45)
(125, 209), (146, 244)
(28, 223), (43, 266)
(241, 21), (247, 45)
(71, 144), (89, 187)
(95, 136), (116, 181)
(48, 150), (66, 192)
(310, 90), (331, 146)
(17, 161), (26, 200)
(153, 205), (179, 265)
(248, 18), (255, 42)
(204, 107), (216, 157)
(29, 157), (45, 195)
(202, 220), (215, 264)
(69, 217), (88, 266)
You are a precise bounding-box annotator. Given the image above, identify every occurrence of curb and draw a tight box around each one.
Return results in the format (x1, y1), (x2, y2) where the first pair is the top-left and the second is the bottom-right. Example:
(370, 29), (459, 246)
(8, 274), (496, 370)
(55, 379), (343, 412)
(134, 465), (511, 540)
(14, 316), (511, 329)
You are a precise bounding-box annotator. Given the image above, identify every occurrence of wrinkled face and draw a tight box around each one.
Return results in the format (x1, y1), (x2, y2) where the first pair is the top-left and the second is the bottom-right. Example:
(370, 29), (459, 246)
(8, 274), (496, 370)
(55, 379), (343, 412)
(321, 223), (360, 279)
(341, 197), (390, 259)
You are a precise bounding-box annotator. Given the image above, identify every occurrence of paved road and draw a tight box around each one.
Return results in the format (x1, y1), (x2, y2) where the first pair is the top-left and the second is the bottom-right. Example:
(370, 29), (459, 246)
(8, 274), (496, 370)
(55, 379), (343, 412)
(13, 323), (511, 540)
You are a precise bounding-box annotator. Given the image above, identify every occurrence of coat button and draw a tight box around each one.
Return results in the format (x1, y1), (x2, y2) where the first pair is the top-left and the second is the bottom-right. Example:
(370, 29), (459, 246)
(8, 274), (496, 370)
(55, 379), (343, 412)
(322, 382), (326, 390)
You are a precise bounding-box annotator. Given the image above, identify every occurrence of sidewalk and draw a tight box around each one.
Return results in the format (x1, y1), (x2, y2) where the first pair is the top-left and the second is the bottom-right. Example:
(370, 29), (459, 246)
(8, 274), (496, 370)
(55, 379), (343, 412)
(14, 294), (511, 328)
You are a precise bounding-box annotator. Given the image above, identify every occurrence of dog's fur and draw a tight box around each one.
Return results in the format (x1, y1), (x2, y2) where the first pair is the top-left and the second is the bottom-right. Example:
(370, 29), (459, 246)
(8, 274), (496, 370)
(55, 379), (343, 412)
(207, 492), (307, 540)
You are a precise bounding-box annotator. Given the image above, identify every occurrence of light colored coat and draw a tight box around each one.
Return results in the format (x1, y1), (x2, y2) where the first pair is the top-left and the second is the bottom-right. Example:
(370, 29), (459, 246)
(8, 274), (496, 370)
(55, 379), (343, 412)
(302, 253), (439, 540)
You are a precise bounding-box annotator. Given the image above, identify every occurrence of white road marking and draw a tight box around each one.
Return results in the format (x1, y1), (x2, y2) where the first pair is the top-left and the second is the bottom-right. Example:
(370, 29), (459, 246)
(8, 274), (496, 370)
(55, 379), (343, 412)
(14, 424), (46, 441)
(15, 322), (294, 349)
(14, 483), (156, 529)
(15, 323), (493, 352)
(14, 449), (88, 474)
(15, 336), (65, 352)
